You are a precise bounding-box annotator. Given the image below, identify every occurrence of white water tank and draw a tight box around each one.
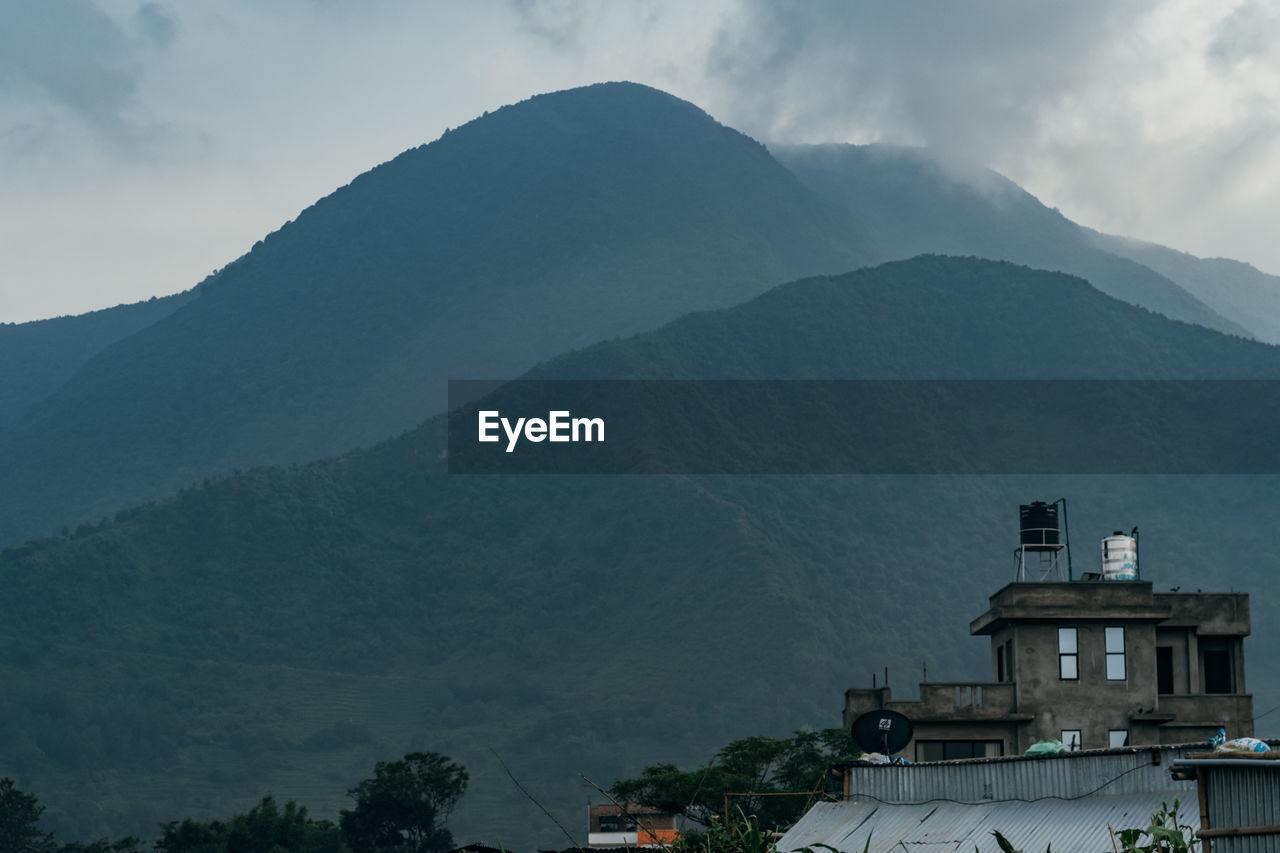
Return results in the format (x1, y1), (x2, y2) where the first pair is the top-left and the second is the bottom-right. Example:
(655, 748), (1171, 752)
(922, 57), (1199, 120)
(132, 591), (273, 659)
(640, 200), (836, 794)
(1101, 532), (1138, 580)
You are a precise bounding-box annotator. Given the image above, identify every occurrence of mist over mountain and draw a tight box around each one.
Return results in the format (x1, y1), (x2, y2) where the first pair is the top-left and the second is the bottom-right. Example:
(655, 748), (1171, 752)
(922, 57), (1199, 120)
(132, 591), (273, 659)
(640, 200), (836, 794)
(6, 256), (1280, 848)
(774, 143), (1255, 340)
(0, 82), (873, 547)
(1087, 229), (1280, 345)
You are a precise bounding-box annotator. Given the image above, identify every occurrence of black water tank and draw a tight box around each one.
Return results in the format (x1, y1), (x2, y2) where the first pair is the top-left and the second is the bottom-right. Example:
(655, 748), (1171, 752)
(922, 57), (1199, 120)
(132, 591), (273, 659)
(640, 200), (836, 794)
(1020, 501), (1060, 550)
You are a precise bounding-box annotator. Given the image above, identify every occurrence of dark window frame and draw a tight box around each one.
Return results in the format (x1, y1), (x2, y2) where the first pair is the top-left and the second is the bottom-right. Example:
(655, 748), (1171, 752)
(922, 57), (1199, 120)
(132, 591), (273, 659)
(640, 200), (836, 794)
(1156, 646), (1174, 694)
(915, 740), (1004, 762)
(1105, 626), (1126, 681)
(1059, 627), (1078, 681)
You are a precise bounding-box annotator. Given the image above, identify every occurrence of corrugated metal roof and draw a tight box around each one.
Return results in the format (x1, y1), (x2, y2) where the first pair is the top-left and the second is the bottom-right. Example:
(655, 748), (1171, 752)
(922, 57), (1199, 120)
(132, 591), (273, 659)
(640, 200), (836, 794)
(779, 795), (1198, 853)
(841, 745), (1199, 804)
(1202, 764), (1280, 853)
(781, 747), (1206, 853)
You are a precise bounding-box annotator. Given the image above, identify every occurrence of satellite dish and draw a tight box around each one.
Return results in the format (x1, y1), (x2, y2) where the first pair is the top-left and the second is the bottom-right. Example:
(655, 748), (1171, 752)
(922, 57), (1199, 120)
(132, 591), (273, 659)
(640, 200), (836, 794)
(850, 710), (914, 757)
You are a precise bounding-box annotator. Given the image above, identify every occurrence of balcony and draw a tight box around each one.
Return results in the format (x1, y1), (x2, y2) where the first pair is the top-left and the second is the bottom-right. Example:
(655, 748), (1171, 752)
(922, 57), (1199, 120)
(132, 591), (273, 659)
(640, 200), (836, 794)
(846, 681), (1027, 723)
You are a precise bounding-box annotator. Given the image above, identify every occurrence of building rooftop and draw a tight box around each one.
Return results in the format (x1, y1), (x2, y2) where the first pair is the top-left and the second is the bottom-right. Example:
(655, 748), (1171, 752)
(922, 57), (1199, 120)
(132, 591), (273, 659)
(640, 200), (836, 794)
(783, 744), (1214, 853)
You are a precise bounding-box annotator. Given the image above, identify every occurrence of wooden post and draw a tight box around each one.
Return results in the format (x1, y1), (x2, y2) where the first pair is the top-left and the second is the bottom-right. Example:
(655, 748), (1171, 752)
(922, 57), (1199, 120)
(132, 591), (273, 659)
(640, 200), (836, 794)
(1197, 767), (1211, 853)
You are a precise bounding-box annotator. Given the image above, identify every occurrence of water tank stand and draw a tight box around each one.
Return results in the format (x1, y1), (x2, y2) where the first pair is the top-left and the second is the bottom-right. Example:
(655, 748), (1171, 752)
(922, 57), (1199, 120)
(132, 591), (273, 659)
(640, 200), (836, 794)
(1014, 498), (1072, 582)
(1013, 543), (1068, 582)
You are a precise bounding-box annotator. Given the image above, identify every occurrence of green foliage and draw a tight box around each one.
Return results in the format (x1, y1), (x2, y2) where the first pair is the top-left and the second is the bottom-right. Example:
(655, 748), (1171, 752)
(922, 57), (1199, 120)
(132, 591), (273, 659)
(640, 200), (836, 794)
(1113, 800), (1198, 853)
(339, 752), (467, 853)
(990, 830), (1022, 853)
(612, 730), (859, 832)
(57, 839), (147, 853)
(0, 778), (55, 853)
(155, 795), (347, 853)
(676, 810), (778, 853)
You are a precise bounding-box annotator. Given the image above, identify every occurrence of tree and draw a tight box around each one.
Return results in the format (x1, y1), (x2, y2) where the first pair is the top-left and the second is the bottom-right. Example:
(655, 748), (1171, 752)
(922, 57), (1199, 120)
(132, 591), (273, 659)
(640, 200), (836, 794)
(611, 730), (859, 833)
(0, 777), (55, 853)
(339, 752), (468, 853)
(156, 795), (347, 853)
(58, 840), (147, 853)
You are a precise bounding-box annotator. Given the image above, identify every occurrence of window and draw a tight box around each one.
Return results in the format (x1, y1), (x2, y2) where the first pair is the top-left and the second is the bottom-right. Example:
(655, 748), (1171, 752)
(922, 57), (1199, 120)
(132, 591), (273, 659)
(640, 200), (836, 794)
(1058, 627), (1078, 680)
(916, 740), (1004, 762)
(1003, 640), (1013, 681)
(1156, 646), (1174, 694)
(1061, 730), (1082, 751)
(1109, 729), (1129, 748)
(1105, 627), (1126, 680)
(997, 644), (1005, 682)
(1203, 643), (1233, 694)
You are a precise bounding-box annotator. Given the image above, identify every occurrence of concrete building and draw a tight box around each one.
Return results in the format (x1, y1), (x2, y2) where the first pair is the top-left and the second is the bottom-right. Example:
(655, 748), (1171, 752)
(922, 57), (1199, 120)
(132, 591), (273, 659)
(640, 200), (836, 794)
(586, 803), (679, 848)
(844, 509), (1253, 761)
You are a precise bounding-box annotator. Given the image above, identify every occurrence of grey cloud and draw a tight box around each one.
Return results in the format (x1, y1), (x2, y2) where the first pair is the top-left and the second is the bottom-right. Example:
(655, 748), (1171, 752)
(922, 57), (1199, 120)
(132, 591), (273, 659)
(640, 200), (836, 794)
(135, 2), (177, 51)
(1207, 2), (1280, 69)
(509, 0), (591, 50)
(0, 0), (177, 155)
(705, 0), (1158, 160)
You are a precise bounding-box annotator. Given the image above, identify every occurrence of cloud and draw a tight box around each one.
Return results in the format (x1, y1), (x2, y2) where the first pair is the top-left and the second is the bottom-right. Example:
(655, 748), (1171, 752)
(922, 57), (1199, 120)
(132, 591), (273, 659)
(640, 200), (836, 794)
(134, 2), (178, 51)
(701, 2), (1157, 153)
(0, 0), (177, 157)
(5, 0), (1280, 323)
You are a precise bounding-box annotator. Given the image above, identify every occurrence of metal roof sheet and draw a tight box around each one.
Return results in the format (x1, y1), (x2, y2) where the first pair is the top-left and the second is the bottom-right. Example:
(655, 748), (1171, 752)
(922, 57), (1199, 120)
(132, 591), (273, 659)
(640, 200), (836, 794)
(783, 746), (1209, 852)
(841, 745), (1200, 805)
(778, 795), (1199, 853)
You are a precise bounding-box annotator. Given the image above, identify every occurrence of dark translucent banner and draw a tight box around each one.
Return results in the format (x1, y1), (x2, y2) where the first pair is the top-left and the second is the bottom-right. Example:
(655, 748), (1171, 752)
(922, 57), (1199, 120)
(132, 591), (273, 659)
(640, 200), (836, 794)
(446, 380), (1280, 474)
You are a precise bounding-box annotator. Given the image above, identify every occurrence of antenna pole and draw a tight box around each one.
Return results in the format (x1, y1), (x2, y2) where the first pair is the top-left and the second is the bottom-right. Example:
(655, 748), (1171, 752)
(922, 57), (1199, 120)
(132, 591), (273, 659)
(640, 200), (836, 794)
(1057, 497), (1073, 581)
(1131, 526), (1140, 580)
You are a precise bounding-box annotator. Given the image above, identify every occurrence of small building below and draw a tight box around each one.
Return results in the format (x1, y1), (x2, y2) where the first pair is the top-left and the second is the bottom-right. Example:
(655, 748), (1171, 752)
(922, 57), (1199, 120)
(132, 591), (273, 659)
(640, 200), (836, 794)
(587, 802), (679, 848)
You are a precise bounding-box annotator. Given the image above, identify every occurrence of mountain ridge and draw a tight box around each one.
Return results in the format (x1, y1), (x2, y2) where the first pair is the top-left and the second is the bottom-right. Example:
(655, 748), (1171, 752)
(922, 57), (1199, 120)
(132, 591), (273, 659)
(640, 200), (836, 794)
(773, 142), (1255, 340)
(6, 256), (1280, 847)
(0, 81), (875, 548)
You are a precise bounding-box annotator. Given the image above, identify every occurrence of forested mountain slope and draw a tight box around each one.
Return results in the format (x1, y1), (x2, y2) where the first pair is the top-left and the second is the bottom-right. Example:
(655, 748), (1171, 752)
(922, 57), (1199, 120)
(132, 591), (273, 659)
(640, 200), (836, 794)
(0, 287), (196, 427)
(0, 82), (874, 547)
(5, 257), (1280, 848)
(774, 143), (1253, 340)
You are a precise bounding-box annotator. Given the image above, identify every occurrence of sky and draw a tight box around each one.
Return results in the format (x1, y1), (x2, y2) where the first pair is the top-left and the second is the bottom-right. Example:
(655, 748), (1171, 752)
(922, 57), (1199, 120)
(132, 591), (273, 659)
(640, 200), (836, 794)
(2, 0), (1279, 324)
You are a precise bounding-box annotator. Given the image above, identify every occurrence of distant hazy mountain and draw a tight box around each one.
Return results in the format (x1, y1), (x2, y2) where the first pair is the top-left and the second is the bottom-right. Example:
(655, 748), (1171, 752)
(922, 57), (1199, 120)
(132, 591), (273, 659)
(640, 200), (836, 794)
(8, 88), (1273, 554)
(6, 257), (1280, 847)
(0, 82), (874, 547)
(0, 288), (195, 427)
(1087, 229), (1280, 345)
(774, 143), (1255, 340)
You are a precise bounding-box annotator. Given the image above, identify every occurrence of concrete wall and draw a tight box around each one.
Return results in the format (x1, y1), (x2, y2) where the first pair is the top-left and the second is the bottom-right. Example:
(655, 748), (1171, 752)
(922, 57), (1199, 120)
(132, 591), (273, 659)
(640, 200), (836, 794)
(1011, 620), (1159, 749)
(846, 582), (1254, 755)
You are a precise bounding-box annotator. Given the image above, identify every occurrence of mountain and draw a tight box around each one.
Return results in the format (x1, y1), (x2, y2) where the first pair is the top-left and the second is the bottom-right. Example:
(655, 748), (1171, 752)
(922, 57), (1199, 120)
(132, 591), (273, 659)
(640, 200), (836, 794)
(1086, 229), (1280, 345)
(0, 288), (196, 428)
(773, 143), (1255, 340)
(0, 82), (875, 547)
(6, 257), (1280, 848)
